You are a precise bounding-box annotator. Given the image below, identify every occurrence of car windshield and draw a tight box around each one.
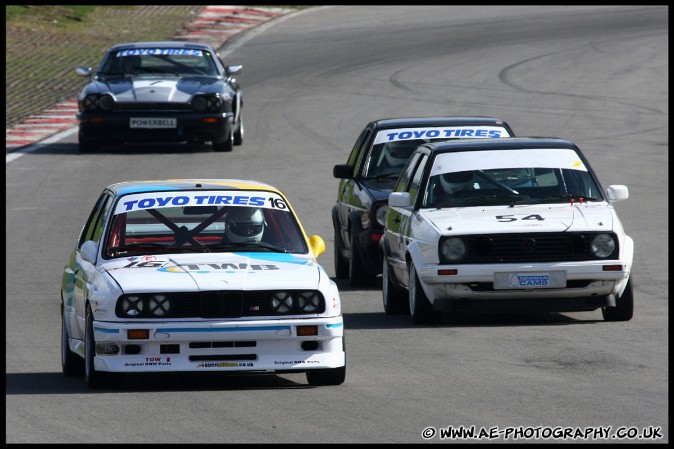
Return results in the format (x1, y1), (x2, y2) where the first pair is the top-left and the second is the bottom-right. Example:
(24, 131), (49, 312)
(421, 148), (605, 208)
(104, 190), (308, 258)
(363, 140), (426, 179)
(98, 48), (219, 77)
(362, 125), (512, 179)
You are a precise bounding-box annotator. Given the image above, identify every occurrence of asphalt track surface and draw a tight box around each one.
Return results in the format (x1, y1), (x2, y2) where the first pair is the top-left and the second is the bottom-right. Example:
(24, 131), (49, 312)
(5, 5), (668, 444)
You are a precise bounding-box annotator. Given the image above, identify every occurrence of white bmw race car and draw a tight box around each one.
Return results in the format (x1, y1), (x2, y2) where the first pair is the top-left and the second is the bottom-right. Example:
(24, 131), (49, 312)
(381, 137), (634, 324)
(61, 179), (345, 388)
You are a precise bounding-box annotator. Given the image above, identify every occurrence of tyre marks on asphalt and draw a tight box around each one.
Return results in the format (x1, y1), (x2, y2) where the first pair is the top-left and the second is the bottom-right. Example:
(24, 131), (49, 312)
(5, 6), (288, 154)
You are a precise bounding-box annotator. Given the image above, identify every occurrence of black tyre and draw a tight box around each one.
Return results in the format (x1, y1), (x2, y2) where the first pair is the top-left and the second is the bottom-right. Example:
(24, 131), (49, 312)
(382, 257), (407, 315)
(212, 131), (234, 152)
(602, 277), (634, 322)
(348, 231), (372, 287)
(233, 114), (244, 146)
(61, 305), (84, 377)
(409, 261), (441, 324)
(306, 366), (346, 386)
(333, 228), (348, 279)
(78, 131), (99, 153)
(85, 304), (122, 389)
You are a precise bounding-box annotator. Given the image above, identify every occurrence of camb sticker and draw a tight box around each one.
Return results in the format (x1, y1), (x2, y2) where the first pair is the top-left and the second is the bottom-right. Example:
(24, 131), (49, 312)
(494, 271), (566, 289)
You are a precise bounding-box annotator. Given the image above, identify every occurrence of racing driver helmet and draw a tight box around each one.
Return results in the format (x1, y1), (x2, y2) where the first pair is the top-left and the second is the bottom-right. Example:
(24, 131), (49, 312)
(225, 207), (266, 243)
(440, 171), (474, 194)
(382, 141), (418, 168)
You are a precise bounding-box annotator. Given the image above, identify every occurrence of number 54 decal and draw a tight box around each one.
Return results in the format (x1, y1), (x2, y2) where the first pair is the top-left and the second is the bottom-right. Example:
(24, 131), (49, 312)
(496, 214), (544, 222)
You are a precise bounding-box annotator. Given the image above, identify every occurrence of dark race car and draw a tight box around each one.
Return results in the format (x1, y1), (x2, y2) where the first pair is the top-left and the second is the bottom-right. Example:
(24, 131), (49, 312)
(332, 116), (515, 287)
(74, 41), (243, 153)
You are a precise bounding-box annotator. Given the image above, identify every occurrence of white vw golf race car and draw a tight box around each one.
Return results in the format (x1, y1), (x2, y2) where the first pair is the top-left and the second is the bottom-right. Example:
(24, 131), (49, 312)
(61, 179), (345, 388)
(380, 137), (634, 324)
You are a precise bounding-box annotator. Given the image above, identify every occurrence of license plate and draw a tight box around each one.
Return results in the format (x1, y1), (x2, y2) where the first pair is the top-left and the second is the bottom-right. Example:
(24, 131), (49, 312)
(130, 118), (177, 129)
(493, 271), (566, 289)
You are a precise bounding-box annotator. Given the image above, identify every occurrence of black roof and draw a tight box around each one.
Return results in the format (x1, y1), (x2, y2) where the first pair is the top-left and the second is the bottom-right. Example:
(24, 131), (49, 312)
(421, 136), (578, 153)
(106, 41), (216, 52)
(370, 116), (512, 129)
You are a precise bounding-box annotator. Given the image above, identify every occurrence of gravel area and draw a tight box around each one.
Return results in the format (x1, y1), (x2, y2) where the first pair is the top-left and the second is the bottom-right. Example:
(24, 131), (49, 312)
(5, 6), (205, 127)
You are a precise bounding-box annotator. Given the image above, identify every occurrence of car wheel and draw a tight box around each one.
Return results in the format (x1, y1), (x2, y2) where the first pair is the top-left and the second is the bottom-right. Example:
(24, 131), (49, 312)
(84, 304), (122, 389)
(602, 277), (634, 321)
(348, 231), (372, 287)
(409, 261), (441, 324)
(78, 131), (99, 153)
(61, 305), (84, 377)
(306, 366), (346, 386)
(333, 228), (348, 279)
(233, 114), (244, 146)
(212, 131), (234, 152)
(382, 256), (407, 315)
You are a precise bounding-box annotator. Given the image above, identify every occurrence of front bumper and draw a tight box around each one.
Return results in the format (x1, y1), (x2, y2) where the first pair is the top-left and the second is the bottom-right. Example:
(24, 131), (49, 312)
(78, 110), (233, 144)
(91, 316), (345, 373)
(417, 260), (629, 308)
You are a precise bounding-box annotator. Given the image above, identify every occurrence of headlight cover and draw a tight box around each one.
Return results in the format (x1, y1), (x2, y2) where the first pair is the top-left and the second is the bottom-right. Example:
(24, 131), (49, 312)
(121, 295), (144, 316)
(191, 94), (224, 112)
(590, 233), (616, 258)
(148, 294), (171, 317)
(82, 93), (115, 112)
(374, 204), (388, 228)
(272, 292), (294, 314)
(439, 237), (467, 263)
(298, 291), (321, 313)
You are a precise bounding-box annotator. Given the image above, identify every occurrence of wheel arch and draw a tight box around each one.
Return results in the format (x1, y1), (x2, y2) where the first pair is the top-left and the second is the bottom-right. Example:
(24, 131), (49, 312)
(406, 242), (435, 302)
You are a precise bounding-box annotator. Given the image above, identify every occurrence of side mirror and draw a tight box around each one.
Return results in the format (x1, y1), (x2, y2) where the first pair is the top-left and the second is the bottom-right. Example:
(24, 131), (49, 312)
(75, 66), (93, 77)
(606, 185), (629, 203)
(225, 65), (243, 76)
(307, 235), (326, 258)
(333, 164), (354, 179)
(388, 191), (411, 208)
(80, 240), (99, 264)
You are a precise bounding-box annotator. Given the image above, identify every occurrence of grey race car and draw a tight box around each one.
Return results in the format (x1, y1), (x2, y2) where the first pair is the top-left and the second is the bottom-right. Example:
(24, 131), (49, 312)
(75, 41), (243, 153)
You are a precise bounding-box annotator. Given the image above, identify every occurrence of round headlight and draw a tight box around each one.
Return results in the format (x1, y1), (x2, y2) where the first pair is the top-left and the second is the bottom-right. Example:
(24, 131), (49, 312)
(374, 205), (388, 227)
(121, 296), (144, 316)
(83, 94), (100, 111)
(440, 237), (467, 262)
(148, 294), (171, 317)
(298, 292), (320, 313)
(99, 94), (115, 111)
(191, 95), (207, 112)
(591, 233), (616, 258)
(206, 95), (223, 111)
(272, 292), (293, 314)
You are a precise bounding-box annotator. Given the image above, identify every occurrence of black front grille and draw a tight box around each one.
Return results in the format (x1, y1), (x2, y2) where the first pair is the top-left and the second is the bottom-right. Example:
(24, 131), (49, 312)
(116, 290), (325, 318)
(200, 291), (243, 318)
(445, 232), (618, 263)
(115, 102), (192, 111)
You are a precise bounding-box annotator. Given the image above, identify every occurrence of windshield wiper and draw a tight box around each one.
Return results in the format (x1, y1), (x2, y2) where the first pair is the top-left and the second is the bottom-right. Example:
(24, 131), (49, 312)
(139, 67), (181, 76)
(435, 194), (527, 209)
(534, 194), (601, 204)
(461, 194), (528, 207)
